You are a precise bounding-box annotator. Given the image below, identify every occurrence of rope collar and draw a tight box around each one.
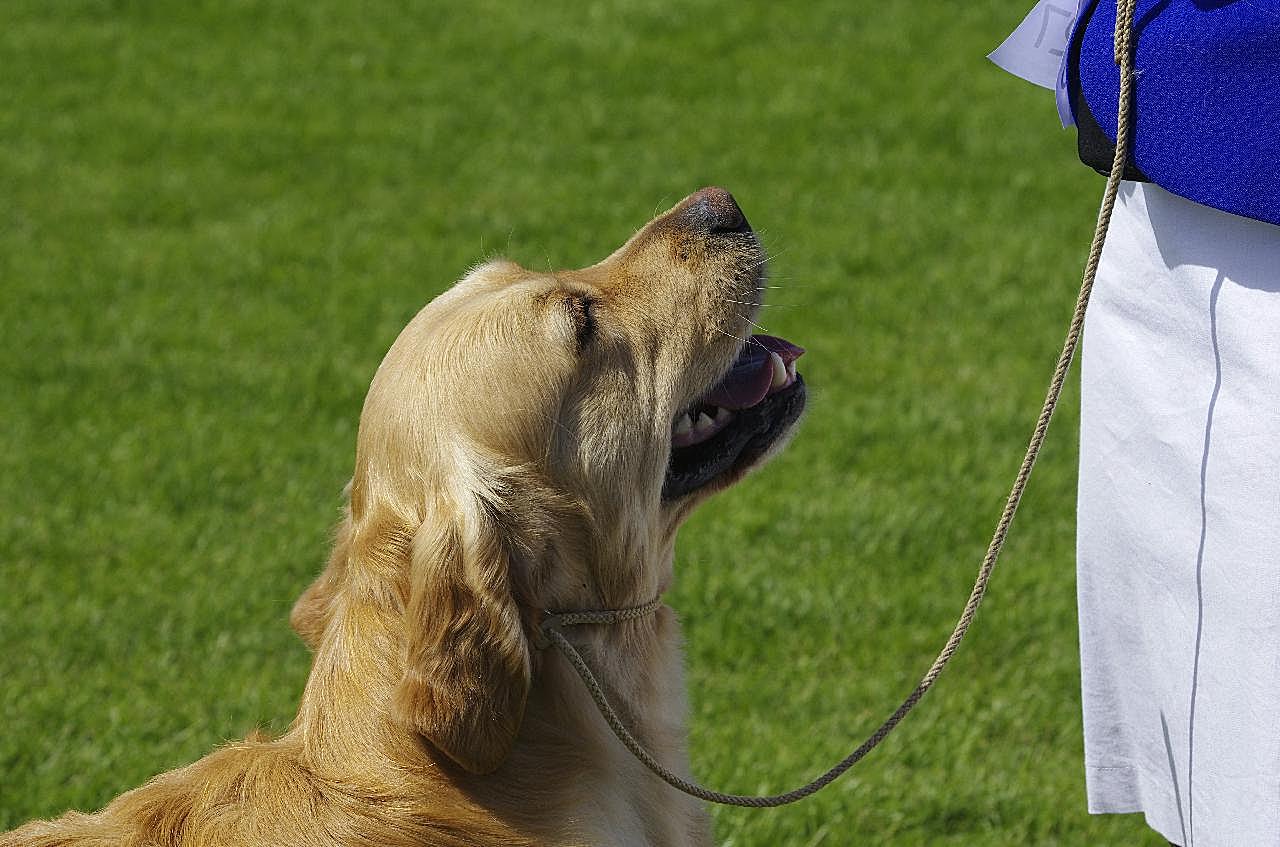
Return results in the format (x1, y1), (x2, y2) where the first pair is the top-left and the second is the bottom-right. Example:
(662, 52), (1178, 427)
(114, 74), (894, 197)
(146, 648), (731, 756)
(534, 596), (664, 650)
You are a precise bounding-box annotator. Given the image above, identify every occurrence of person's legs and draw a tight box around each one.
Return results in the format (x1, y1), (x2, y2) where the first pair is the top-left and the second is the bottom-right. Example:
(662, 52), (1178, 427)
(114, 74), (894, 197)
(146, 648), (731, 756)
(1078, 181), (1202, 845)
(1078, 182), (1280, 845)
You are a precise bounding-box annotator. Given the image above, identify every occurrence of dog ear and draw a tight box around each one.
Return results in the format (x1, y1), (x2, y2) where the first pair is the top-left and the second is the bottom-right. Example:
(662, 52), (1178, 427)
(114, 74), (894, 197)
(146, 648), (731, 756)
(290, 565), (339, 650)
(394, 494), (533, 775)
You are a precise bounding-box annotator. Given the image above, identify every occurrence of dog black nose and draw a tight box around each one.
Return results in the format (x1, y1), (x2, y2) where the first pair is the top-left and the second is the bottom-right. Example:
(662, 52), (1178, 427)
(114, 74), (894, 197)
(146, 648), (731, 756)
(684, 186), (751, 235)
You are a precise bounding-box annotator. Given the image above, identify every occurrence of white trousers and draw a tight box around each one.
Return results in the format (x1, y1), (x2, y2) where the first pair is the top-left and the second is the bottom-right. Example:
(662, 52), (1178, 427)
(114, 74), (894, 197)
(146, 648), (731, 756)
(1078, 181), (1280, 847)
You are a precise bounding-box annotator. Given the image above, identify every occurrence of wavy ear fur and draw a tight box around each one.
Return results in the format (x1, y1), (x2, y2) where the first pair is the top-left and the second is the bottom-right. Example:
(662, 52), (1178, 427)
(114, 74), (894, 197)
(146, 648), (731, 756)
(394, 493), (532, 775)
(290, 503), (354, 650)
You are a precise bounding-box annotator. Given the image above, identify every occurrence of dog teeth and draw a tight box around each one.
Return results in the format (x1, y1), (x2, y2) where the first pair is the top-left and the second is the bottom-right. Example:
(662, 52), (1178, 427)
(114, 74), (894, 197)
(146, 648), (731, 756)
(785, 361), (796, 381)
(693, 412), (716, 436)
(674, 414), (693, 437)
(714, 406), (732, 424)
(769, 352), (787, 389)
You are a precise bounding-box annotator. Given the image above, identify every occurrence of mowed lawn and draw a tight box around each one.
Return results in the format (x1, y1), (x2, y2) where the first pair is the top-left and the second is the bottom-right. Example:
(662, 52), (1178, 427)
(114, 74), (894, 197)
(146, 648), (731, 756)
(1, 2), (1163, 844)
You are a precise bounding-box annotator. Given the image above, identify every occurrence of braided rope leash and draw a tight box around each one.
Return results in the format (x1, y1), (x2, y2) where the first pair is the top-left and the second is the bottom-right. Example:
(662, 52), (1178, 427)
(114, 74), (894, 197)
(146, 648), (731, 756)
(543, 0), (1140, 808)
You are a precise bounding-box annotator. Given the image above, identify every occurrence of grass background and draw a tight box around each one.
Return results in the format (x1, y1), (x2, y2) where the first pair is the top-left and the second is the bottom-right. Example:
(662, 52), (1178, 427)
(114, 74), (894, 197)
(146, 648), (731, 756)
(0, 1), (1164, 843)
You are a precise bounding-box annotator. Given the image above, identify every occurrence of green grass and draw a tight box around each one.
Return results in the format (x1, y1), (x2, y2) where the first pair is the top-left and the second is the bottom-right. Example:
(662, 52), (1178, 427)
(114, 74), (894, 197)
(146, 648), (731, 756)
(0, 1), (1163, 843)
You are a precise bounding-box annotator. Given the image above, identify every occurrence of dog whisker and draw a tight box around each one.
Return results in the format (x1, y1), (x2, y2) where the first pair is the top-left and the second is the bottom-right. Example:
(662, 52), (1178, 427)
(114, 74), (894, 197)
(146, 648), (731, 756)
(711, 325), (760, 348)
(750, 247), (788, 268)
(719, 324), (777, 353)
(724, 298), (798, 309)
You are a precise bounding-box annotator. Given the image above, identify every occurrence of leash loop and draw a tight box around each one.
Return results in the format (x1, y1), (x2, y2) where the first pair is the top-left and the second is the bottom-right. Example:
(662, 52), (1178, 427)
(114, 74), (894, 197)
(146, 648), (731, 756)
(545, 0), (1139, 807)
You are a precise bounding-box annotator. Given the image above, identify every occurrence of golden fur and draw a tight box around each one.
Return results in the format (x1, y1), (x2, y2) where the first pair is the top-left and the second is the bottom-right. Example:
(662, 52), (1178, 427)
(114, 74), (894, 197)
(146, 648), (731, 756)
(3, 188), (792, 847)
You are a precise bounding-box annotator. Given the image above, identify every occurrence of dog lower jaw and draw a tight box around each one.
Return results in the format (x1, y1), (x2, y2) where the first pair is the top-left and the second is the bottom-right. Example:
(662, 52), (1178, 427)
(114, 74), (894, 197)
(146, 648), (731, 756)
(661, 375), (807, 501)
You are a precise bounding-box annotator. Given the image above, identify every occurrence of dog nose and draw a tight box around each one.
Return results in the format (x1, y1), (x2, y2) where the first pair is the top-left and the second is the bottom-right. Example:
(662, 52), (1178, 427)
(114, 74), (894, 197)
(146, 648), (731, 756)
(684, 187), (751, 235)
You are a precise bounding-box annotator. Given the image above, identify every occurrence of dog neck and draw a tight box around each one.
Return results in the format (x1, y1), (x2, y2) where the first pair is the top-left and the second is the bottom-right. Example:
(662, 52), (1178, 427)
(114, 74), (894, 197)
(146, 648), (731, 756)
(289, 570), (711, 846)
(496, 604), (712, 845)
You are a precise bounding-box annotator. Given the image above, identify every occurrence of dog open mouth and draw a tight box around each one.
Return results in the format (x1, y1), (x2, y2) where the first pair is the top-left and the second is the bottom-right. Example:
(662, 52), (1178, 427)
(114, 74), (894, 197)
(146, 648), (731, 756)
(662, 335), (806, 500)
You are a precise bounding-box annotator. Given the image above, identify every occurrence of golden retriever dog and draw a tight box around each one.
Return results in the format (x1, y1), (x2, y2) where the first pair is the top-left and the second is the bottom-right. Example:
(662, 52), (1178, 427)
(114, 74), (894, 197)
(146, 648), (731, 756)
(3, 187), (806, 847)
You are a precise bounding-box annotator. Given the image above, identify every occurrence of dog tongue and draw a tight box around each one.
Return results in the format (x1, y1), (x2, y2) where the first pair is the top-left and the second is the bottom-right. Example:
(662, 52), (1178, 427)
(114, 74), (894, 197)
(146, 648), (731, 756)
(703, 335), (805, 410)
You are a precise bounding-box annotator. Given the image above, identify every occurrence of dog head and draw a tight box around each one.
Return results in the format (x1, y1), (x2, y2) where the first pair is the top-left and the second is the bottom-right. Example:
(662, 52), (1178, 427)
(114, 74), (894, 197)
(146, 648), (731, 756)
(296, 188), (805, 774)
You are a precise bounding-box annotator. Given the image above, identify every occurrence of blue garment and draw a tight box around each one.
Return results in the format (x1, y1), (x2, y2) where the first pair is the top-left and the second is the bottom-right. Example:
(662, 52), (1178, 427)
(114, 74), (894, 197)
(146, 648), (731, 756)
(1074, 0), (1280, 227)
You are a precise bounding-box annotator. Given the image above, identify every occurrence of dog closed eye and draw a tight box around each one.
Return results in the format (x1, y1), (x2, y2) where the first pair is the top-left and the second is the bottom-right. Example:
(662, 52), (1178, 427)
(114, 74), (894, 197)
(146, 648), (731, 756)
(563, 294), (596, 351)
